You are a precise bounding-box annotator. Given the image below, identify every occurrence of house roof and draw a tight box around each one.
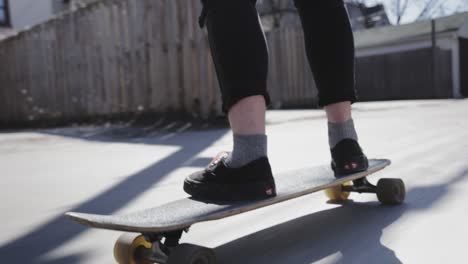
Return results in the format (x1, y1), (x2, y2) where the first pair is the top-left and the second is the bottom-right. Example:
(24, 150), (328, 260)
(354, 12), (468, 49)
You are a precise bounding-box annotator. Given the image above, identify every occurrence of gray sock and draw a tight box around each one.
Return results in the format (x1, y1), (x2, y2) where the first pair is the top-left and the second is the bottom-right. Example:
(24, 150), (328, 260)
(225, 134), (267, 168)
(328, 118), (358, 148)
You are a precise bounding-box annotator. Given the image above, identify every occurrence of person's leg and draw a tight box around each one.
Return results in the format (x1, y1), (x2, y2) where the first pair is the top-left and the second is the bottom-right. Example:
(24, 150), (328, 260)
(201, 0), (269, 168)
(183, 0), (276, 200)
(325, 101), (362, 171)
(294, 0), (356, 106)
(226, 95), (268, 168)
(324, 101), (351, 124)
(201, 0), (270, 113)
(294, 0), (368, 174)
(228, 96), (266, 135)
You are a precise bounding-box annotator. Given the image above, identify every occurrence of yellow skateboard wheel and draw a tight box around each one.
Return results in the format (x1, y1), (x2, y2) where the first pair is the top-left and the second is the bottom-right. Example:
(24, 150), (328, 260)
(325, 181), (351, 202)
(114, 233), (153, 264)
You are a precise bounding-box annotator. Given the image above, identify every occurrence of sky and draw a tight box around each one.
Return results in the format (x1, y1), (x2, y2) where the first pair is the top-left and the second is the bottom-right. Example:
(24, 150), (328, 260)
(376, 0), (468, 24)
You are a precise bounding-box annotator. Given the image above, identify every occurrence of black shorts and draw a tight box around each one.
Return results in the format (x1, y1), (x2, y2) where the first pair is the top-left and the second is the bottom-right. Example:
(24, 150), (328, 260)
(200, 0), (357, 112)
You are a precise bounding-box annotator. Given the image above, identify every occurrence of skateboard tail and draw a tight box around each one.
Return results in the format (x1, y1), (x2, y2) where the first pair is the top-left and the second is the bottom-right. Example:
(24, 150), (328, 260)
(65, 212), (103, 228)
(65, 211), (192, 233)
(65, 212), (134, 231)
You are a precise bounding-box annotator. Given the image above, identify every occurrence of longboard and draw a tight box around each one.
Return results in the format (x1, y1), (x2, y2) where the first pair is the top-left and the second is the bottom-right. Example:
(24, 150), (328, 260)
(65, 159), (405, 264)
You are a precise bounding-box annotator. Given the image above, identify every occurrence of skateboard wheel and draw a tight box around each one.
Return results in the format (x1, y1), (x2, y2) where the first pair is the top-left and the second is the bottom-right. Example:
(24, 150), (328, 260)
(376, 178), (406, 205)
(114, 233), (153, 264)
(325, 181), (351, 202)
(167, 243), (216, 264)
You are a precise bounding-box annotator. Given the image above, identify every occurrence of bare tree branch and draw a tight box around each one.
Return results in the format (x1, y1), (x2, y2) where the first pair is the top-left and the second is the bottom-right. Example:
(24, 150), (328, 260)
(388, 0), (410, 24)
(376, 0), (468, 24)
(415, 0), (443, 20)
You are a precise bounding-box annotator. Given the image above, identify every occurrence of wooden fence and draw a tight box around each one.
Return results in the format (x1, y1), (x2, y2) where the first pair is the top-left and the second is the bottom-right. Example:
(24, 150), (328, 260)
(356, 47), (452, 101)
(0, 0), (454, 127)
(0, 0), (220, 125)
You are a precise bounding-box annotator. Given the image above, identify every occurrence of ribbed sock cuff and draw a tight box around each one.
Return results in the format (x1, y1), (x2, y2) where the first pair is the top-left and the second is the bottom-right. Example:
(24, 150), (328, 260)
(225, 134), (267, 168)
(328, 119), (358, 148)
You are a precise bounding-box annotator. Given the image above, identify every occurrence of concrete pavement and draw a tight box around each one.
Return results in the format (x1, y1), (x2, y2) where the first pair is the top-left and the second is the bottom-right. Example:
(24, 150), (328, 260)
(1, 99), (467, 263)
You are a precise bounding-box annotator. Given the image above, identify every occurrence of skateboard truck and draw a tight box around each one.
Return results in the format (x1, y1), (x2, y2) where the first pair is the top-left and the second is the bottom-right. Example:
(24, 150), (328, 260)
(132, 241), (168, 263)
(127, 228), (209, 264)
(145, 229), (185, 248)
(344, 177), (377, 193)
(135, 229), (185, 261)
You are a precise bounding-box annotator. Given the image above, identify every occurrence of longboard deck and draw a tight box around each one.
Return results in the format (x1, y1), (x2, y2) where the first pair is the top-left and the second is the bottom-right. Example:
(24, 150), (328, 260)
(66, 159), (390, 234)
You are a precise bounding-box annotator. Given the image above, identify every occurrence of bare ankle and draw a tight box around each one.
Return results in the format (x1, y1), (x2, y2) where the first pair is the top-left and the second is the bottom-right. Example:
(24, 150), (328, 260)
(324, 101), (352, 123)
(228, 95), (266, 134)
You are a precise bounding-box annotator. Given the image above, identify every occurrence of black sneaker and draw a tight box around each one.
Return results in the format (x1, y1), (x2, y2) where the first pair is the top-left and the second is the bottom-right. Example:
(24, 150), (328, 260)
(331, 139), (369, 176)
(184, 152), (277, 201)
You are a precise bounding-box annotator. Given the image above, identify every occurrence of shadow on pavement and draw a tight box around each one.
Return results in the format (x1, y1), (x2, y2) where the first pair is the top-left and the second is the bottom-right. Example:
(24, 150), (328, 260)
(215, 166), (468, 264)
(1, 119), (467, 263)
(0, 123), (228, 263)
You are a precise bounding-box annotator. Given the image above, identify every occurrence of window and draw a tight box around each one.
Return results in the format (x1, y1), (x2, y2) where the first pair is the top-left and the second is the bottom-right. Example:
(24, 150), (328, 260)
(0, 0), (10, 27)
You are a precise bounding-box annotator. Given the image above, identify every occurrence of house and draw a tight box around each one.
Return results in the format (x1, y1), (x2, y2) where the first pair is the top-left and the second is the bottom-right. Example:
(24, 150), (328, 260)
(346, 2), (390, 30)
(354, 12), (468, 99)
(258, 0), (390, 31)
